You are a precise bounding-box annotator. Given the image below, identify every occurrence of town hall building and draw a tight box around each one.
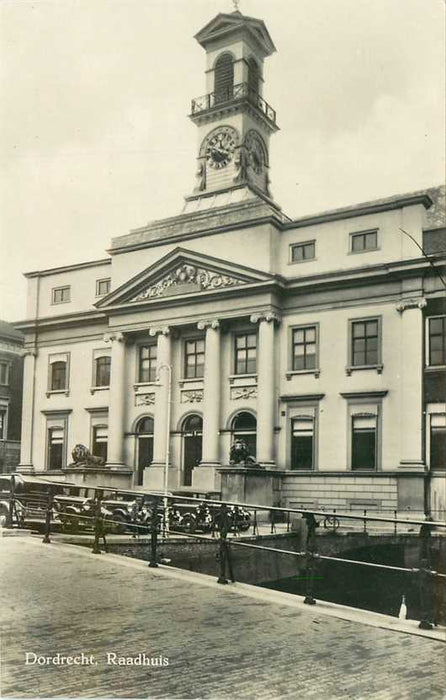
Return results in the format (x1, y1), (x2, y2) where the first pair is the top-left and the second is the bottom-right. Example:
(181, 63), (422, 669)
(16, 10), (446, 517)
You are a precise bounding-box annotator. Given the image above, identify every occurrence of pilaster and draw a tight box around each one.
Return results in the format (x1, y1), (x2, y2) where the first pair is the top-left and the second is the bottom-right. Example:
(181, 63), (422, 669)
(18, 348), (37, 473)
(250, 311), (280, 466)
(150, 327), (172, 470)
(104, 332), (126, 468)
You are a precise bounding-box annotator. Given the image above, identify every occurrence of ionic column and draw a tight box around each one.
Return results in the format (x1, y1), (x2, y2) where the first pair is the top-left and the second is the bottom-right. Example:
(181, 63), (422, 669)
(150, 327), (171, 467)
(198, 319), (221, 467)
(18, 348), (37, 473)
(396, 298), (426, 468)
(251, 312), (280, 466)
(105, 332), (126, 468)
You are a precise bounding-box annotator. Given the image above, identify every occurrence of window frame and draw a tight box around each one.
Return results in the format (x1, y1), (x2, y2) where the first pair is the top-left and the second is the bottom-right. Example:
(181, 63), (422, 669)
(0, 401), (9, 440)
(137, 343), (158, 384)
(94, 355), (111, 388)
(290, 414), (316, 470)
(427, 315), (446, 368)
(349, 229), (378, 254)
(51, 286), (71, 305)
(91, 424), (108, 463)
(234, 331), (257, 376)
(341, 394), (385, 471)
(43, 411), (70, 471)
(183, 337), (205, 380)
(289, 240), (316, 264)
(95, 278), (111, 297)
(47, 353), (70, 396)
(426, 404), (446, 472)
(289, 323), (320, 376)
(0, 361), (11, 386)
(347, 316), (383, 375)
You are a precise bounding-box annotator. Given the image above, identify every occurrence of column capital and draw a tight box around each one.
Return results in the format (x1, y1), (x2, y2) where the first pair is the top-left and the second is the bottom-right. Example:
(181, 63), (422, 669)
(250, 311), (281, 325)
(395, 297), (427, 313)
(149, 326), (170, 337)
(197, 319), (220, 331)
(21, 348), (37, 358)
(103, 331), (125, 343)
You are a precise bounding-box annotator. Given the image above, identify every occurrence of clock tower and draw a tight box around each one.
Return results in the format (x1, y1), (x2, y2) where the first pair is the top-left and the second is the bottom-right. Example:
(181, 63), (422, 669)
(185, 10), (279, 211)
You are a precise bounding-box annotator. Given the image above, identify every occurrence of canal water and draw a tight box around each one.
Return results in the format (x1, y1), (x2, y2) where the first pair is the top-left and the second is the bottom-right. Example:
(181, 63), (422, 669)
(260, 543), (445, 625)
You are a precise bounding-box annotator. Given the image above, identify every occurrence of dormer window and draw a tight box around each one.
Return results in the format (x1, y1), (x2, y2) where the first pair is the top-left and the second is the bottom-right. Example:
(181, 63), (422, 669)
(214, 53), (234, 104)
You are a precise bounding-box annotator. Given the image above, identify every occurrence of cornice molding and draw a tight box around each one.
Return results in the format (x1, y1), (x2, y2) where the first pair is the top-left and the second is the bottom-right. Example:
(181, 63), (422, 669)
(280, 393), (325, 402)
(340, 391), (389, 399)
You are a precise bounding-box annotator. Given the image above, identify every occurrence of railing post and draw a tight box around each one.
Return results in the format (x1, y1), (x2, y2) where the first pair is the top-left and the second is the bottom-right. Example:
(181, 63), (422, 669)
(418, 518), (434, 629)
(302, 513), (319, 605)
(216, 504), (234, 584)
(148, 497), (160, 568)
(286, 510), (290, 533)
(394, 510), (397, 535)
(91, 489), (105, 555)
(42, 486), (54, 544)
(363, 509), (367, 535)
(252, 510), (259, 537)
(270, 509), (276, 534)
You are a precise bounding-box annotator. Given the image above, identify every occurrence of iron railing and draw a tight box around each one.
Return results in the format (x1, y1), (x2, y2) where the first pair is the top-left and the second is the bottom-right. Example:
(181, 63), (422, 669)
(6, 481), (446, 632)
(191, 82), (276, 125)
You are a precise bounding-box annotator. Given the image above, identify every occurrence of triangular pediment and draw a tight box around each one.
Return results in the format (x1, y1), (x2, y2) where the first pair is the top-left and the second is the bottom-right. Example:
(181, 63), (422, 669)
(195, 13), (276, 57)
(96, 247), (277, 309)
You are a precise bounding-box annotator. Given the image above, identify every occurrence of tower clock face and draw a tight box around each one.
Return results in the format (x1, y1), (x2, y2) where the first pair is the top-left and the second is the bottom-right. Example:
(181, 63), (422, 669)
(205, 128), (236, 169)
(245, 131), (266, 174)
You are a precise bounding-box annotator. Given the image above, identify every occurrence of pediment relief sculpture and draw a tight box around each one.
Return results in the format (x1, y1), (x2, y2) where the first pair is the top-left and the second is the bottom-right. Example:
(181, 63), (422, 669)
(130, 263), (245, 302)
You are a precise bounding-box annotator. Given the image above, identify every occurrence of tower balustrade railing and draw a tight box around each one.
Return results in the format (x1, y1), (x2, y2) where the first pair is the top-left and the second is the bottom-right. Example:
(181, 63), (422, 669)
(191, 82), (276, 125)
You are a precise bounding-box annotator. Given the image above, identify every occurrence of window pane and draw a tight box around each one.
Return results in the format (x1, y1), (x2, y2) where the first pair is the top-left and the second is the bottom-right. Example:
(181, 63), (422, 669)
(352, 418), (376, 470)
(306, 352), (316, 369)
(247, 334), (257, 348)
(353, 350), (366, 366)
(365, 321), (378, 337)
(96, 357), (111, 386)
(304, 243), (315, 259)
(292, 245), (304, 262)
(51, 362), (66, 391)
(291, 420), (313, 469)
(353, 322), (365, 338)
(236, 336), (247, 349)
(246, 357), (257, 373)
(429, 318), (444, 334)
(352, 235), (364, 251)
(365, 232), (377, 249)
(431, 427), (446, 470)
(354, 338), (365, 352)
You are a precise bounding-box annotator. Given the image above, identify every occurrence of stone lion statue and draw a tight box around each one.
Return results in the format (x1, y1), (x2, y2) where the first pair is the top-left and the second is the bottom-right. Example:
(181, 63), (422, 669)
(229, 439), (258, 467)
(71, 444), (105, 467)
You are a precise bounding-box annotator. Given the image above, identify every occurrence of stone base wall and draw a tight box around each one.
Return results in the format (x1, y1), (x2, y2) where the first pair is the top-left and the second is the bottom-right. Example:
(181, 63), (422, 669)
(281, 473), (400, 512)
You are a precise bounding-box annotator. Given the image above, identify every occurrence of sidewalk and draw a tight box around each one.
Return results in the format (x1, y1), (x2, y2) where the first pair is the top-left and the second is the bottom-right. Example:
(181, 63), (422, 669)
(1, 535), (444, 699)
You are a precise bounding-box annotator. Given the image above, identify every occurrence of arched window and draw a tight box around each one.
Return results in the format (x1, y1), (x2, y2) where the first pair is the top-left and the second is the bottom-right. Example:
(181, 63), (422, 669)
(247, 57), (260, 99)
(136, 416), (154, 485)
(214, 53), (234, 104)
(95, 356), (111, 387)
(51, 361), (67, 391)
(232, 411), (257, 458)
(182, 414), (203, 486)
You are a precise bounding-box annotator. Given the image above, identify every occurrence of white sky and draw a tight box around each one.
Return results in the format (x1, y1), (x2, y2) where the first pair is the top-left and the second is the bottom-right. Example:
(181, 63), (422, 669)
(1, 0), (445, 322)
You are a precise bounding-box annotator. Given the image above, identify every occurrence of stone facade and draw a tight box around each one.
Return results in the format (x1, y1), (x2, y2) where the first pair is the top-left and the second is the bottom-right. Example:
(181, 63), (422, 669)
(15, 11), (446, 516)
(0, 320), (24, 473)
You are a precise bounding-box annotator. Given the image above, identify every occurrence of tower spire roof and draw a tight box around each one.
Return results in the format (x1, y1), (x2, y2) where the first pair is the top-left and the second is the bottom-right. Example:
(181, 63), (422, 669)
(194, 12), (276, 57)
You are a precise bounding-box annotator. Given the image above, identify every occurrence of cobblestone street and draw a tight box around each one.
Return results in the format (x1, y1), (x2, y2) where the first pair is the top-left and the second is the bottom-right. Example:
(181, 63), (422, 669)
(1, 536), (444, 699)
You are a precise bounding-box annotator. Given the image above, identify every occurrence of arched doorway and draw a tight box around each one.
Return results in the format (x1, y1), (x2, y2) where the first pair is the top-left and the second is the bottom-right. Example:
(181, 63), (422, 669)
(232, 411), (257, 458)
(182, 414), (203, 486)
(136, 416), (154, 486)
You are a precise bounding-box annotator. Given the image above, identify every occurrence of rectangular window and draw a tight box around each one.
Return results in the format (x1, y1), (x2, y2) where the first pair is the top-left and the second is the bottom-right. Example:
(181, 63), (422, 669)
(292, 326), (317, 371)
(290, 240), (315, 263)
(0, 408), (7, 439)
(0, 362), (10, 386)
(52, 286), (71, 304)
(138, 345), (157, 383)
(235, 333), (257, 375)
(291, 417), (314, 469)
(96, 278), (111, 296)
(185, 339), (205, 379)
(430, 414), (446, 470)
(95, 356), (111, 387)
(50, 361), (67, 391)
(351, 319), (379, 367)
(92, 426), (108, 463)
(48, 427), (64, 470)
(428, 316), (446, 366)
(350, 230), (378, 252)
(351, 415), (377, 470)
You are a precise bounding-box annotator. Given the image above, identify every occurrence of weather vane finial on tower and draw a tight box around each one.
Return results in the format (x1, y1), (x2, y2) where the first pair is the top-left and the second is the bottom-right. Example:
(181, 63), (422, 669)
(232, 0), (241, 11)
